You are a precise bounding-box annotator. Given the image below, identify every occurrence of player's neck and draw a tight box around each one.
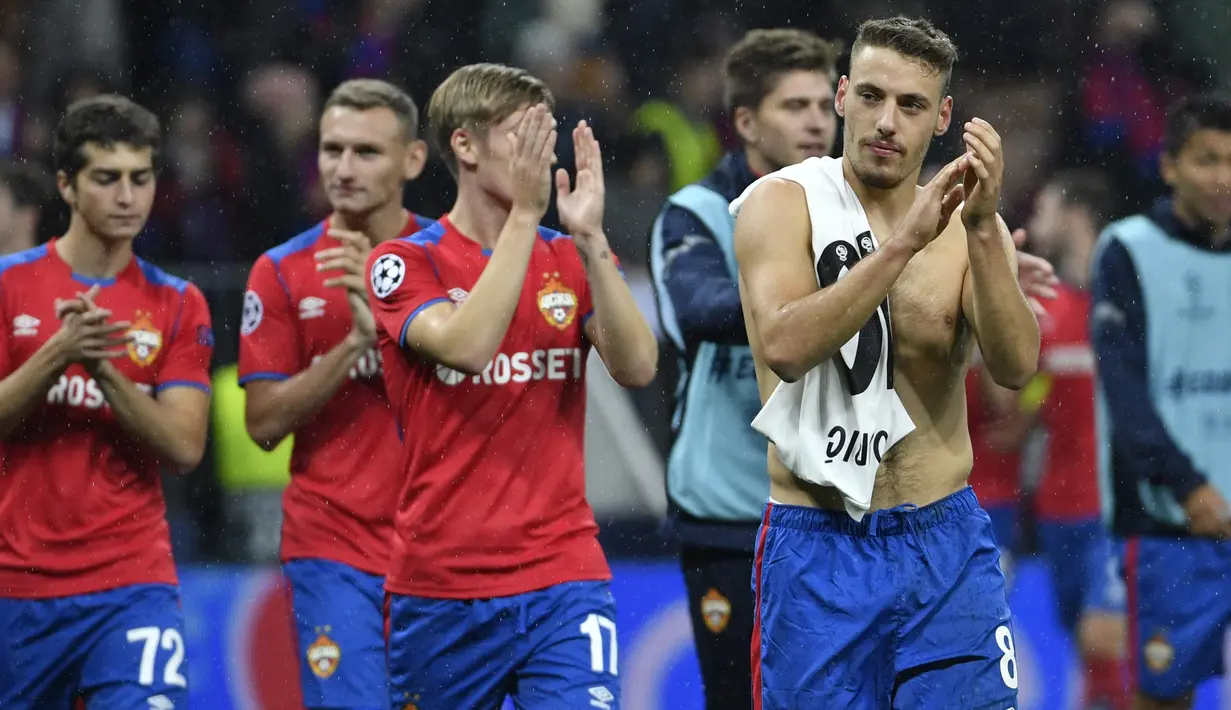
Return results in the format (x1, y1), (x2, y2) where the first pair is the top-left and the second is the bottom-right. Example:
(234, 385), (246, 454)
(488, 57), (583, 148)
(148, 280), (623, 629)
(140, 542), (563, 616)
(1059, 238), (1093, 289)
(56, 221), (133, 279)
(331, 202), (409, 245)
(842, 157), (920, 229)
(448, 184), (511, 250)
(1172, 197), (1231, 247)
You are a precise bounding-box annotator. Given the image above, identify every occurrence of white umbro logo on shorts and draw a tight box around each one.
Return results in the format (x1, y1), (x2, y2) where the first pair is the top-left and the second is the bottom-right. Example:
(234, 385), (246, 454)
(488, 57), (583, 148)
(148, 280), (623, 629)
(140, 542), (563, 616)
(370, 254), (405, 300)
(588, 686), (614, 709)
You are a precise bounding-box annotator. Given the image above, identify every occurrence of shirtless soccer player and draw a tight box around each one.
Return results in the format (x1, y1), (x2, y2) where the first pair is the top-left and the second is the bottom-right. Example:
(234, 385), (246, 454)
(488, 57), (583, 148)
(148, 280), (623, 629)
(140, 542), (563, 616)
(734, 17), (1040, 708)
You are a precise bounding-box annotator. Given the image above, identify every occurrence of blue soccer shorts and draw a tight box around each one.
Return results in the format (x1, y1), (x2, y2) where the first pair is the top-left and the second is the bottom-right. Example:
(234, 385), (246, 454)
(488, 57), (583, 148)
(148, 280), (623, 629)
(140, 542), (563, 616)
(0, 583), (188, 709)
(283, 558), (388, 710)
(386, 580), (620, 710)
(1037, 518), (1126, 632)
(752, 487), (1019, 709)
(1124, 535), (1231, 701)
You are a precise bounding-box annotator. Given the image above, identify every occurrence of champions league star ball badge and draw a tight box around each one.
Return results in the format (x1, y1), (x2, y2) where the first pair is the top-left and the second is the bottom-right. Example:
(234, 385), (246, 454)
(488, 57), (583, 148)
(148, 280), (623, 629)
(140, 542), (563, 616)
(371, 254), (406, 300)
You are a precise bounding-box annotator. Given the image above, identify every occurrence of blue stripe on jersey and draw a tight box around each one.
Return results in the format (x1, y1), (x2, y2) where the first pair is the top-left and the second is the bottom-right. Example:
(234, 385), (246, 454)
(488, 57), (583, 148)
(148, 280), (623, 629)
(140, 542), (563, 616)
(135, 258), (190, 294)
(412, 213), (437, 232)
(0, 243), (50, 278)
(237, 372), (290, 386)
(403, 220), (445, 246)
(538, 227), (568, 242)
(267, 222), (327, 265)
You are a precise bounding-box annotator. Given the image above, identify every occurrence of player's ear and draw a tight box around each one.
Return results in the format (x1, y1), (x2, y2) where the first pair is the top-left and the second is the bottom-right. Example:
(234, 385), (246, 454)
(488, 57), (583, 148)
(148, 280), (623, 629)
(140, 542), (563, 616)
(56, 170), (76, 208)
(1159, 150), (1178, 188)
(733, 105), (757, 146)
(934, 96), (953, 137)
(834, 76), (849, 119)
(451, 128), (480, 173)
(404, 139), (428, 181)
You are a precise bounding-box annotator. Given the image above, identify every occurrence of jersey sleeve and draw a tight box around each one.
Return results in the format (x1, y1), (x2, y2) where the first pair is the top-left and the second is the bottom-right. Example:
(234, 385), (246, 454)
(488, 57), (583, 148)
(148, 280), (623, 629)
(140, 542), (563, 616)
(366, 242), (450, 348)
(237, 254), (301, 386)
(156, 283), (213, 394)
(0, 275), (10, 379)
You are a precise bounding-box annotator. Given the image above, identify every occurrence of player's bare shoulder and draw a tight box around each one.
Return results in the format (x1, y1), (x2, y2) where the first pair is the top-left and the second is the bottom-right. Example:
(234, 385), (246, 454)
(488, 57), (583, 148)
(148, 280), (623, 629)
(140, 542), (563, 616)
(733, 177), (811, 261)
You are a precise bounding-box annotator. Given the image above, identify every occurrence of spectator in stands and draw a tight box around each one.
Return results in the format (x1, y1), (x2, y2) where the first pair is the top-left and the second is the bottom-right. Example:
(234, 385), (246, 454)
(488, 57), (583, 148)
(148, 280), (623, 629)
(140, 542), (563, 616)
(0, 159), (45, 255)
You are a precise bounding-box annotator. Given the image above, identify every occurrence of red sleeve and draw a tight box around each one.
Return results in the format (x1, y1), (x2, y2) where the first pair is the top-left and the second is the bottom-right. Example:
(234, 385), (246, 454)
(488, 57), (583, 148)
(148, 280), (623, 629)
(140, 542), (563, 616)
(366, 241), (450, 347)
(0, 275), (10, 379)
(237, 255), (302, 385)
(156, 283), (214, 393)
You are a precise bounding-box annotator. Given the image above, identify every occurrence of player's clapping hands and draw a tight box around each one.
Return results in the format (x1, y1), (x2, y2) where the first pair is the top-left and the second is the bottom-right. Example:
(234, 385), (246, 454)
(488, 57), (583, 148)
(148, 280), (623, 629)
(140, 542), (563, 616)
(556, 121), (606, 241)
(317, 229), (376, 345)
(50, 284), (131, 366)
(960, 118), (1004, 230)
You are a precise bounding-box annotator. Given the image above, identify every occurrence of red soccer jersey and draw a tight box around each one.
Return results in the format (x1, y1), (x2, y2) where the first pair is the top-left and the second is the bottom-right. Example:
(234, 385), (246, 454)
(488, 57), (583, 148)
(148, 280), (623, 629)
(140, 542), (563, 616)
(367, 216), (611, 599)
(966, 367), (1023, 509)
(0, 239), (213, 598)
(238, 214), (432, 575)
(1032, 282), (1100, 522)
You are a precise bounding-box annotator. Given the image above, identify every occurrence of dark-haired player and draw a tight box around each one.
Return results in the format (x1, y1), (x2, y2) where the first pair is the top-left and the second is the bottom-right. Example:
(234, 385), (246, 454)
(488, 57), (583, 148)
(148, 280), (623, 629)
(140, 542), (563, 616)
(0, 95), (212, 708)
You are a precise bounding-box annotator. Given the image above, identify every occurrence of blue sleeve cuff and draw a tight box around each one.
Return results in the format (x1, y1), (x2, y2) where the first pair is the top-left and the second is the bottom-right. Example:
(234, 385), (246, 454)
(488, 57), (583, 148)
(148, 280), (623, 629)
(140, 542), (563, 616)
(156, 381), (212, 395)
(399, 297), (450, 348)
(237, 372), (290, 387)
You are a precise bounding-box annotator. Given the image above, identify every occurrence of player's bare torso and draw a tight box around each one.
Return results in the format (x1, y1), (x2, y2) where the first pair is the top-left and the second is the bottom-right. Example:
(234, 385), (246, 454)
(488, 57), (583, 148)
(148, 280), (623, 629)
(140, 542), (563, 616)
(744, 200), (977, 512)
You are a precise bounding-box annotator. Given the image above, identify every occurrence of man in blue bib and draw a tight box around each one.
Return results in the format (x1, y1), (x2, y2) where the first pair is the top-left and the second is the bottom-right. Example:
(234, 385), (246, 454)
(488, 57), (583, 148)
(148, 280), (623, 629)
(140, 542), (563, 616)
(1091, 92), (1231, 710)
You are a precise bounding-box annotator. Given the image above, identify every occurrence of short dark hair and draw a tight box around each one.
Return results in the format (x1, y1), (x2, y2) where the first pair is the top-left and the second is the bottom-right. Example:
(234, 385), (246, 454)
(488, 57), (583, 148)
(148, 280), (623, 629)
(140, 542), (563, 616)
(54, 94), (161, 182)
(323, 78), (420, 140)
(1164, 92), (1231, 156)
(723, 29), (844, 113)
(1046, 168), (1118, 231)
(851, 16), (959, 96)
(427, 63), (554, 179)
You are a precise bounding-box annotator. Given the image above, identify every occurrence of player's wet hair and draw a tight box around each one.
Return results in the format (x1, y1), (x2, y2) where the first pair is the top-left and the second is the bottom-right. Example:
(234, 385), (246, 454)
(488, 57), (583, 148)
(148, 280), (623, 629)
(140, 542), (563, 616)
(54, 94), (161, 183)
(1164, 92), (1231, 157)
(1045, 168), (1118, 232)
(427, 63), (555, 179)
(723, 29), (843, 114)
(852, 16), (959, 97)
(324, 78), (420, 140)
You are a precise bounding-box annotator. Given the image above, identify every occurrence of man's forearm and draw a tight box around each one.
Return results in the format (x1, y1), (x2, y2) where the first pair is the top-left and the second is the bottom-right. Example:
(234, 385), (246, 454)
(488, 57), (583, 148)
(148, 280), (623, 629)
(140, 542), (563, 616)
(579, 235), (657, 386)
(758, 238), (914, 383)
(0, 336), (70, 439)
(968, 223), (1039, 388)
(415, 207), (539, 372)
(93, 362), (205, 473)
(246, 333), (371, 448)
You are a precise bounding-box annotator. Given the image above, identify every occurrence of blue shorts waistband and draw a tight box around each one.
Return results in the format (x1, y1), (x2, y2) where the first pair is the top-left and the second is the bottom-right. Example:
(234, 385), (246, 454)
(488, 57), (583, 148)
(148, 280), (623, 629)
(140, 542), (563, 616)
(764, 486), (980, 537)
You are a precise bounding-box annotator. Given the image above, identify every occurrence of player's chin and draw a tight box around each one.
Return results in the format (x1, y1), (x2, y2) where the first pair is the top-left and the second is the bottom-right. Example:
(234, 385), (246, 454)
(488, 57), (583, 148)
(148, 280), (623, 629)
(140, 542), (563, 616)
(94, 222), (147, 242)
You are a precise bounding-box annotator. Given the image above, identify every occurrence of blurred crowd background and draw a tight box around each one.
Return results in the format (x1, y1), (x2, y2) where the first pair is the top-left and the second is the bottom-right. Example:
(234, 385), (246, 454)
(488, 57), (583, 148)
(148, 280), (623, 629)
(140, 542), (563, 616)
(0, 0), (1225, 566)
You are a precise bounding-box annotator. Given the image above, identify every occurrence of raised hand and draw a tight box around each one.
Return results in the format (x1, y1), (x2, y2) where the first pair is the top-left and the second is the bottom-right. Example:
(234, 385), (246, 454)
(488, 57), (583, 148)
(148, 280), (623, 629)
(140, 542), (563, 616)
(317, 229), (376, 344)
(556, 120), (606, 240)
(508, 103), (557, 219)
(960, 118), (1004, 230)
(892, 153), (969, 253)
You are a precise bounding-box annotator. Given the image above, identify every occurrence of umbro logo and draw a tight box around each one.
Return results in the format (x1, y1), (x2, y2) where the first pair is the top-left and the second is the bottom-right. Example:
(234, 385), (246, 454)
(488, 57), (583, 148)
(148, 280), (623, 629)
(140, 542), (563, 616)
(12, 314), (38, 336)
(299, 297), (326, 320)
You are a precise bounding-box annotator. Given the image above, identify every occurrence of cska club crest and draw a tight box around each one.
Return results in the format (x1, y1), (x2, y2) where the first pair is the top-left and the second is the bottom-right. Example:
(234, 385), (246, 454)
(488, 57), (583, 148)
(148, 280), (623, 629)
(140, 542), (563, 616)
(701, 588), (732, 633)
(537, 272), (578, 330)
(127, 311), (163, 367)
(307, 632), (341, 678)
